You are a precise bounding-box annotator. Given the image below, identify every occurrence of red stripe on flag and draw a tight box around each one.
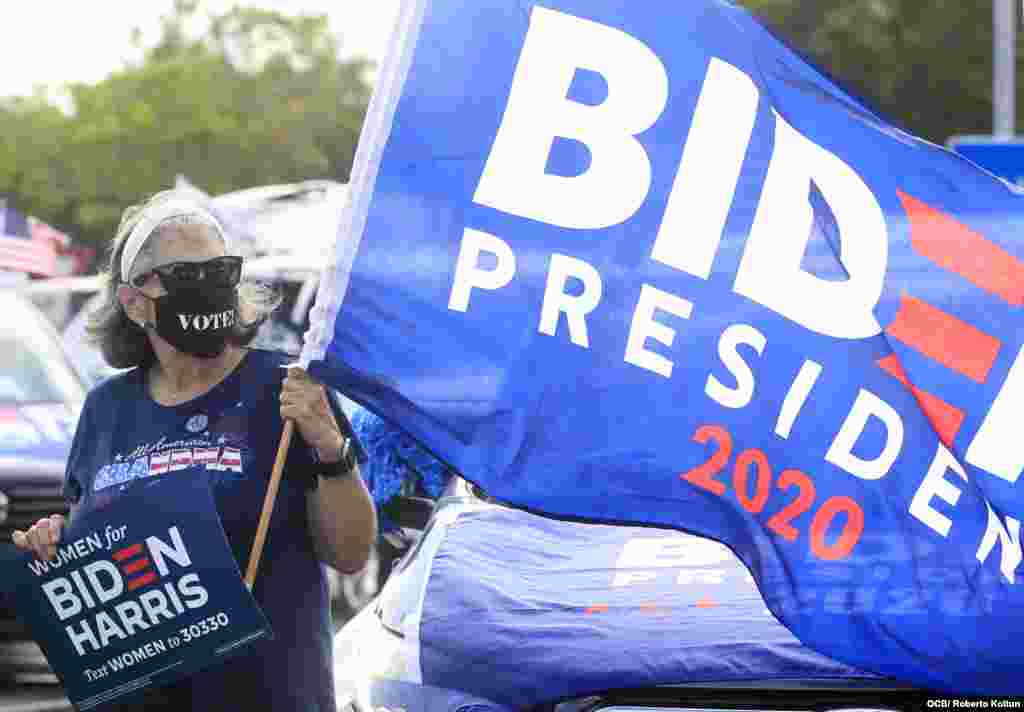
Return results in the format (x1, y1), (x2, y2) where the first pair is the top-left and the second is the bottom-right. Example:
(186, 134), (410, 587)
(877, 354), (966, 446)
(112, 543), (144, 561)
(121, 557), (152, 575)
(885, 294), (1001, 383)
(127, 571), (158, 591)
(0, 255), (51, 273)
(898, 190), (1024, 306)
(0, 235), (57, 276)
(28, 217), (70, 248)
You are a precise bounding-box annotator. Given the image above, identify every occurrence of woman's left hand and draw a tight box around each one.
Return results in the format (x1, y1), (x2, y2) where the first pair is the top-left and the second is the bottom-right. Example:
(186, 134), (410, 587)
(280, 366), (343, 461)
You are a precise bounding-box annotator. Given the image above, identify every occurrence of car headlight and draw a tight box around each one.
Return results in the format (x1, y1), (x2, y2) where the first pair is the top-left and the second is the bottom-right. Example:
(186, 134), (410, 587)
(0, 490), (8, 527)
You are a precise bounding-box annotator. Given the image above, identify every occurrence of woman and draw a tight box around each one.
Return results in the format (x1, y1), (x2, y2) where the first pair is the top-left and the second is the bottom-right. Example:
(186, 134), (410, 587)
(11, 190), (377, 711)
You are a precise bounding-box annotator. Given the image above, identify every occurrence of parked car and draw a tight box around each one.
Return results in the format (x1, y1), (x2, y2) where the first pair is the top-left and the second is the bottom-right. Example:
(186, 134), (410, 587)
(0, 292), (83, 709)
(333, 476), (930, 712)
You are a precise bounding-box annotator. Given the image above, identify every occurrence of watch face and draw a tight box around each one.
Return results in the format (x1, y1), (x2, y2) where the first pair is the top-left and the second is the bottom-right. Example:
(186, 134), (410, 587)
(341, 438), (357, 472)
(325, 438), (356, 478)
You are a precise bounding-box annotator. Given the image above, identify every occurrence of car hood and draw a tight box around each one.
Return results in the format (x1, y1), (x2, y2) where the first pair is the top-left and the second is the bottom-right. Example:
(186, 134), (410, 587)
(0, 402), (80, 473)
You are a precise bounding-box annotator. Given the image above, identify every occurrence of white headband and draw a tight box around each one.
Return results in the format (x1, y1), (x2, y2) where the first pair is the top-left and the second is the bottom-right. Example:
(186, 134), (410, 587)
(120, 197), (230, 282)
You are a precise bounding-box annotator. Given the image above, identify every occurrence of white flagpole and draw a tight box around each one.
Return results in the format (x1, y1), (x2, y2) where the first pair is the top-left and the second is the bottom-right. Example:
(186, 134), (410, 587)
(994, 0), (1017, 137)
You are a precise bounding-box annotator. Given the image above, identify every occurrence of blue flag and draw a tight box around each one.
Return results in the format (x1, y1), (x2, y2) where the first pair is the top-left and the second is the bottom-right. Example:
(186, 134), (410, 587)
(302, 0), (1024, 694)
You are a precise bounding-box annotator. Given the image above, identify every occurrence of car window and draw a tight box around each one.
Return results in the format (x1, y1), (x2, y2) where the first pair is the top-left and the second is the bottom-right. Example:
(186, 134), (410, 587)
(0, 295), (86, 403)
(62, 293), (127, 387)
(251, 317), (303, 353)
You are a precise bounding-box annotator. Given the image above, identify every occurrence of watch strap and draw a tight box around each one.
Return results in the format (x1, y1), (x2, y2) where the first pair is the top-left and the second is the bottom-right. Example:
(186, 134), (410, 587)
(318, 436), (358, 480)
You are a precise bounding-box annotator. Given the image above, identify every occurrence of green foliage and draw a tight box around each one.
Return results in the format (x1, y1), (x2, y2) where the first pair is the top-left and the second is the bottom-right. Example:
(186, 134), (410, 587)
(2, 1), (1017, 255)
(0, 2), (370, 250)
(0, 95), (72, 220)
(743, 0), (1018, 144)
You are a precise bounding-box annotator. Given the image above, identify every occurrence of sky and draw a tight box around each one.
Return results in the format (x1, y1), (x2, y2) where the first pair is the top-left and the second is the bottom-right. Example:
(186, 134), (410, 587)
(0, 0), (401, 107)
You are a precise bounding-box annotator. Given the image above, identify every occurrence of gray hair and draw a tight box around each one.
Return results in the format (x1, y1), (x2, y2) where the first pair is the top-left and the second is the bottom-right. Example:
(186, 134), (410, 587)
(85, 190), (282, 370)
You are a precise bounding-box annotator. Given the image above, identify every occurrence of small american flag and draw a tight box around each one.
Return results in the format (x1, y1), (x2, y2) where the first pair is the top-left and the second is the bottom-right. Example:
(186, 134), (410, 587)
(0, 200), (57, 276)
(28, 215), (71, 249)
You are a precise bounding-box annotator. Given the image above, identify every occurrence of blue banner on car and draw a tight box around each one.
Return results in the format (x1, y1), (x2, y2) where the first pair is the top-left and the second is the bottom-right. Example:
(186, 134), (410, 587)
(416, 507), (877, 704)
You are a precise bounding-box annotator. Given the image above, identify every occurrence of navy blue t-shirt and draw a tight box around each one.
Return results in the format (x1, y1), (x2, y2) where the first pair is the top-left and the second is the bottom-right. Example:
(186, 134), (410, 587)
(62, 349), (365, 711)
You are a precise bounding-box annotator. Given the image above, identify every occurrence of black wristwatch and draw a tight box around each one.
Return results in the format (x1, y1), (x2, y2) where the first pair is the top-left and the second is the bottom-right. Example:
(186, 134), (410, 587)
(317, 436), (358, 481)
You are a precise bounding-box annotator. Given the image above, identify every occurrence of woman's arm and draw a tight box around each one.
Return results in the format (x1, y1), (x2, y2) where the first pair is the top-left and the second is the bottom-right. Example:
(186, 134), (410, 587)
(305, 434), (378, 573)
(281, 367), (378, 572)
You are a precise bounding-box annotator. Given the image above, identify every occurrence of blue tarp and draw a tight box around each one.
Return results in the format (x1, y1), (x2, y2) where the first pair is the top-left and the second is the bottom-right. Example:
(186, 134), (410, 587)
(418, 507), (876, 706)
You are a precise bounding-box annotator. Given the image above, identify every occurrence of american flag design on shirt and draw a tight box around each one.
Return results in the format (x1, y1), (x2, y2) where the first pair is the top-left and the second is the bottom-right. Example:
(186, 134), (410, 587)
(149, 451), (171, 476)
(93, 405), (250, 492)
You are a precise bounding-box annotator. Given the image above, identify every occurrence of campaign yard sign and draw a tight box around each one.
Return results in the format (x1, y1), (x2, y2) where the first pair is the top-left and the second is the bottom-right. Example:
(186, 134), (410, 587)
(302, 0), (1024, 695)
(2, 474), (270, 710)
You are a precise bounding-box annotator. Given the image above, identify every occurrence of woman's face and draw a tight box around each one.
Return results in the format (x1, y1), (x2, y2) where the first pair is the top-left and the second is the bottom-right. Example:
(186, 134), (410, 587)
(120, 223), (226, 325)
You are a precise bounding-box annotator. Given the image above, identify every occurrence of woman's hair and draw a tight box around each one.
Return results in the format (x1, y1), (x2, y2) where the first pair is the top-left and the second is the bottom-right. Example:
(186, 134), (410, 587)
(85, 190), (282, 370)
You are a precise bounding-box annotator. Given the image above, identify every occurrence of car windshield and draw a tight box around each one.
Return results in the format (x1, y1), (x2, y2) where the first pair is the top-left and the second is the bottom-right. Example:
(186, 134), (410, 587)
(0, 294), (86, 403)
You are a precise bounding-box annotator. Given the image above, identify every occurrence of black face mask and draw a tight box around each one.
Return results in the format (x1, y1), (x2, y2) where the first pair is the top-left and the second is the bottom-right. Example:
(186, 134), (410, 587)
(149, 283), (240, 359)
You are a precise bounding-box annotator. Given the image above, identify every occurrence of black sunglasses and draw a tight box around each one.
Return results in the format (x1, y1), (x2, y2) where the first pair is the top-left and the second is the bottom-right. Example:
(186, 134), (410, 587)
(130, 256), (244, 290)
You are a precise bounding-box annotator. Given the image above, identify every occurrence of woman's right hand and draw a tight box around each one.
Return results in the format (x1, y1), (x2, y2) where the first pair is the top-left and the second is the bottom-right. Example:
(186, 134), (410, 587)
(11, 514), (66, 561)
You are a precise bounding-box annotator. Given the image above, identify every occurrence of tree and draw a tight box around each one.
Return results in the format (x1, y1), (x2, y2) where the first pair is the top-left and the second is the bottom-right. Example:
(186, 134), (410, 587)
(743, 0), (1020, 145)
(3, 1), (1013, 254)
(0, 95), (72, 221)
(0, 1), (371, 251)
